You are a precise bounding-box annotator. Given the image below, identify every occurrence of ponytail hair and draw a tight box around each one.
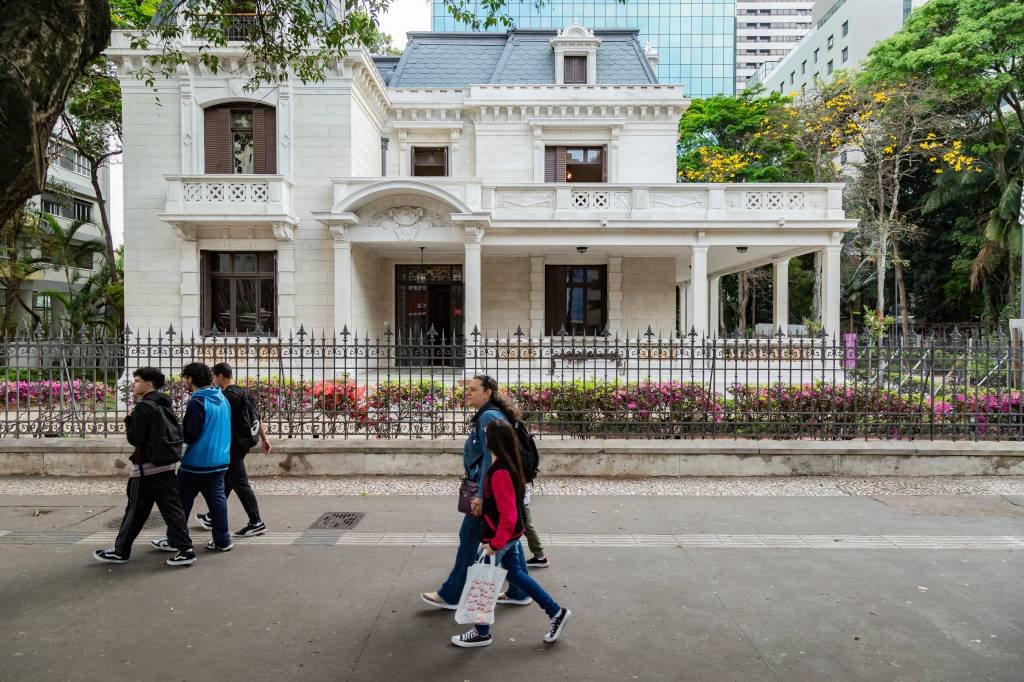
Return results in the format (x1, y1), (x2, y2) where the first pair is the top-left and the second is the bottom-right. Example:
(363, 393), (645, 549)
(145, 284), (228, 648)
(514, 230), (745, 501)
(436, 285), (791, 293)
(472, 374), (522, 421)
(484, 420), (526, 501)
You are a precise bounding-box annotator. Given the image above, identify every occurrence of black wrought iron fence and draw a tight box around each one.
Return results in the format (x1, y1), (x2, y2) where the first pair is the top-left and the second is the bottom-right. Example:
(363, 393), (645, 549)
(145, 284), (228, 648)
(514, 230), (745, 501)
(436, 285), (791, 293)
(1, 325), (1022, 441)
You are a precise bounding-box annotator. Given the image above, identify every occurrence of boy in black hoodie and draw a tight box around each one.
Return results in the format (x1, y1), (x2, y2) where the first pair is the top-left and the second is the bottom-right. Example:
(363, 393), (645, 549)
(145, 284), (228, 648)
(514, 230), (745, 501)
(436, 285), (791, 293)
(94, 367), (196, 567)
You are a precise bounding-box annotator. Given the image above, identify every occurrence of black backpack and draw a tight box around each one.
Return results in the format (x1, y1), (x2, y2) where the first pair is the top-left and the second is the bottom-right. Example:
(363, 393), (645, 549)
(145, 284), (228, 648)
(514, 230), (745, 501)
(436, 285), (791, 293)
(513, 419), (540, 483)
(224, 385), (261, 451)
(142, 401), (183, 466)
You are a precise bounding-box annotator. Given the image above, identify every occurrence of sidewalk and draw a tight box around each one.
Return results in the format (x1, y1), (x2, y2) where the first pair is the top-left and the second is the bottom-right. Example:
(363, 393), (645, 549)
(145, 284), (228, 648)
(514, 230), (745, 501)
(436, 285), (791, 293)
(1, 488), (1022, 680)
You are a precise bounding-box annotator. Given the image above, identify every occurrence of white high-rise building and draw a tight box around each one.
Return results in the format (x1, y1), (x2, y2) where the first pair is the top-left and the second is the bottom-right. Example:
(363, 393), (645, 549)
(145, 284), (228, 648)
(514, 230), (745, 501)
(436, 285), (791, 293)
(750, 0), (930, 96)
(735, 1), (815, 93)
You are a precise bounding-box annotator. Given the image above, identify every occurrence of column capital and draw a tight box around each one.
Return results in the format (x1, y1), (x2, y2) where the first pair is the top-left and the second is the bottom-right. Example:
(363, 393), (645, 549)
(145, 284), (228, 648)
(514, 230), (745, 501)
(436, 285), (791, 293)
(271, 222), (295, 242)
(463, 225), (484, 244)
(169, 222), (196, 242)
(329, 225), (350, 242)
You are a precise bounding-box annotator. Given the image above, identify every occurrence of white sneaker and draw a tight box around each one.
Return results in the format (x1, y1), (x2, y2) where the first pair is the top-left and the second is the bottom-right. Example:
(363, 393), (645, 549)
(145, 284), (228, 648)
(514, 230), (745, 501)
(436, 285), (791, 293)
(149, 538), (177, 552)
(451, 629), (492, 648)
(544, 607), (571, 643)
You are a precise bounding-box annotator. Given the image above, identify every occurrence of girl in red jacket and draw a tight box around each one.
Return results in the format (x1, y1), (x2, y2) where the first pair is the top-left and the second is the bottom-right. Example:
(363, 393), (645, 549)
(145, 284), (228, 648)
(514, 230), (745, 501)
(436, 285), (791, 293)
(451, 420), (572, 648)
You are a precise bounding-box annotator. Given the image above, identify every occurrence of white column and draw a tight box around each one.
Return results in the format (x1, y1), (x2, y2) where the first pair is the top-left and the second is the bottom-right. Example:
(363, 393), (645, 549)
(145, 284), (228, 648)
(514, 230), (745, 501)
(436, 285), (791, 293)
(331, 227), (352, 334)
(709, 276), (721, 337)
(675, 255), (689, 336)
(529, 257), (544, 337)
(822, 245), (842, 337)
(607, 257), (623, 336)
(464, 226), (483, 337)
(773, 258), (790, 335)
(276, 240), (296, 335)
(689, 246), (709, 337)
(179, 237), (200, 335)
(398, 130), (410, 177)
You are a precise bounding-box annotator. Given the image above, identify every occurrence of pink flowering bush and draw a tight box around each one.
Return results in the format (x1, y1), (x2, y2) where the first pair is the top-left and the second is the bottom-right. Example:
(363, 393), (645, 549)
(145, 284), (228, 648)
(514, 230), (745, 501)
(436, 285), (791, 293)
(0, 379), (112, 408)
(934, 392), (1024, 438)
(508, 381), (722, 436)
(727, 383), (931, 439)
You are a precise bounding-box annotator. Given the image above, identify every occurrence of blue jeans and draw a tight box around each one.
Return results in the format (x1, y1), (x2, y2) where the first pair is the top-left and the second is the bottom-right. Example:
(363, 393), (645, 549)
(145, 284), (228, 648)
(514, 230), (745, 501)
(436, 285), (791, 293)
(176, 470), (230, 548)
(475, 542), (561, 636)
(438, 514), (528, 605)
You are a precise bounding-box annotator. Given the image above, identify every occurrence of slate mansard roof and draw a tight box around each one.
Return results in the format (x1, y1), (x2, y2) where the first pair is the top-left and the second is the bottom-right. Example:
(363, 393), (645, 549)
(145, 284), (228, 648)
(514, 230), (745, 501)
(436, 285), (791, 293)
(372, 29), (658, 88)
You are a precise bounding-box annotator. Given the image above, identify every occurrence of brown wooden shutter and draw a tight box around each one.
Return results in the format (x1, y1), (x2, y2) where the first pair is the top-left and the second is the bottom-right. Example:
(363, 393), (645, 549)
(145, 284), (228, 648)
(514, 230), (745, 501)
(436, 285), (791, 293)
(544, 265), (566, 335)
(204, 107), (231, 174)
(556, 146), (567, 183)
(253, 107), (266, 174)
(544, 147), (556, 182)
(601, 144), (608, 183)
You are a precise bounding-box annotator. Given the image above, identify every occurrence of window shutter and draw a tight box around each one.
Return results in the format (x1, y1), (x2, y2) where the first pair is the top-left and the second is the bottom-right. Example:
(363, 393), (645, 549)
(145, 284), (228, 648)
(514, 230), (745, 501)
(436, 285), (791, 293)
(200, 251), (211, 333)
(556, 146), (567, 183)
(601, 144), (608, 183)
(265, 106), (277, 173)
(203, 107), (231, 174)
(544, 265), (567, 335)
(544, 147), (556, 182)
(253, 107), (266, 174)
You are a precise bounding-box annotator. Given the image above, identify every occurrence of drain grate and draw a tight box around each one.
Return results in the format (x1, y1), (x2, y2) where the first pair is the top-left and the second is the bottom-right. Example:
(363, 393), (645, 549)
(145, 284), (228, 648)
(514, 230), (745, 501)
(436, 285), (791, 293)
(311, 512), (365, 530)
(107, 515), (166, 530)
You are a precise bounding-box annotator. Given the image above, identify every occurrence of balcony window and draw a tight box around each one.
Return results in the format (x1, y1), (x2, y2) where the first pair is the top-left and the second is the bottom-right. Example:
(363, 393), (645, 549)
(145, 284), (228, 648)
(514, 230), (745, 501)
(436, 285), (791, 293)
(545, 146), (606, 183)
(72, 200), (92, 223)
(202, 251), (277, 335)
(545, 265), (607, 336)
(412, 147), (448, 177)
(204, 103), (276, 174)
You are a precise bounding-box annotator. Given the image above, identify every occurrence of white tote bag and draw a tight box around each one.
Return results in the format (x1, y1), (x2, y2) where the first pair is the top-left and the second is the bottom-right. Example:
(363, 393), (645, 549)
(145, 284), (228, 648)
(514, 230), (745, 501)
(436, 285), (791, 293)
(454, 554), (507, 625)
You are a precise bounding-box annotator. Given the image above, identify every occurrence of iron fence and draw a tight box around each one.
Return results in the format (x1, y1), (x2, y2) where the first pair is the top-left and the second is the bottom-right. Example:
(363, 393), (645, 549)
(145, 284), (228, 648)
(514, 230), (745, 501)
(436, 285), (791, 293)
(1, 325), (1022, 441)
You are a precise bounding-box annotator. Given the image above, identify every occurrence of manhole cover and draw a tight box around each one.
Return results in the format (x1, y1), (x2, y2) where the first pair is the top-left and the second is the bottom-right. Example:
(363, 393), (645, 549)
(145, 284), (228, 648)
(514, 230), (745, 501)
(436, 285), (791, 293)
(311, 512), (365, 530)
(106, 515), (166, 530)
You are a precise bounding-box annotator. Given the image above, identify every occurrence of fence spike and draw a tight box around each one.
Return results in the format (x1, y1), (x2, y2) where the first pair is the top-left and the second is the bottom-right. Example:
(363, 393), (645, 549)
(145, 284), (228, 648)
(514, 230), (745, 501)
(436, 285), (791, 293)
(297, 324), (307, 341)
(471, 325), (481, 342)
(514, 325), (524, 341)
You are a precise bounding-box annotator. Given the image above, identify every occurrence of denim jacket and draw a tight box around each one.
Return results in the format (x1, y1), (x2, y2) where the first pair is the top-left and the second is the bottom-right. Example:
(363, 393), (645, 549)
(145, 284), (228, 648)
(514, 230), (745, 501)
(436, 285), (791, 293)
(463, 403), (506, 499)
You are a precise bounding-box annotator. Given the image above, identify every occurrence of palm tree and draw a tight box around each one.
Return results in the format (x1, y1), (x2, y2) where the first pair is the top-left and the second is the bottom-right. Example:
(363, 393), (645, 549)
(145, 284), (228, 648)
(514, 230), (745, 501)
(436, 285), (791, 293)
(0, 206), (50, 338)
(38, 212), (105, 296)
(923, 127), (1024, 323)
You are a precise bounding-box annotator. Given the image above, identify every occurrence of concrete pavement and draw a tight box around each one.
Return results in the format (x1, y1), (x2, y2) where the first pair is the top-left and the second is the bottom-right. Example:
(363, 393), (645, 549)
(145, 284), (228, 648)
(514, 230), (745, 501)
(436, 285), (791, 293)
(1, 490), (1023, 680)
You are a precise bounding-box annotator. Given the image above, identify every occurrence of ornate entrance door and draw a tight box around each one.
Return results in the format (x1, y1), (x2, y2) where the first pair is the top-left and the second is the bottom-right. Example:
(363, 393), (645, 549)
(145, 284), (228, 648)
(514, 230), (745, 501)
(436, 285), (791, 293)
(395, 264), (464, 366)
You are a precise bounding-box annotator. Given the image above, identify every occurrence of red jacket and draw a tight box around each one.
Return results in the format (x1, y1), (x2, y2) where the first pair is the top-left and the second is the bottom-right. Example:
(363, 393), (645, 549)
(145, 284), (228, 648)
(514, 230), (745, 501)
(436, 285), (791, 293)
(481, 464), (525, 551)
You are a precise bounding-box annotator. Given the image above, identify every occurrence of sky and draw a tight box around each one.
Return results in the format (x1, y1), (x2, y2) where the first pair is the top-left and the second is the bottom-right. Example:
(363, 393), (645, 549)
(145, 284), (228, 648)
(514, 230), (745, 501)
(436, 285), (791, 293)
(108, 2), (432, 246)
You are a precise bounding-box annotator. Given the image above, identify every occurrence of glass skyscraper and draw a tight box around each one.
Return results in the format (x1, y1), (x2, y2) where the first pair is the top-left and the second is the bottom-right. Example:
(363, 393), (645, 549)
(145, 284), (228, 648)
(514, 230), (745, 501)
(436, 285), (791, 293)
(430, 0), (737, 97)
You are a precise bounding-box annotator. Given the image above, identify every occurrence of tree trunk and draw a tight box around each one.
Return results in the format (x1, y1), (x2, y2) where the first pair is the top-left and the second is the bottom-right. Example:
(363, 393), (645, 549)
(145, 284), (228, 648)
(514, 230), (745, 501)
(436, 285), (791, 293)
(0, 0), (112, 227)
(89, 164), (123, 330)
(876, 231), (888, 319)
(2, 287), (21, 339)
(893, 248), (911, 341)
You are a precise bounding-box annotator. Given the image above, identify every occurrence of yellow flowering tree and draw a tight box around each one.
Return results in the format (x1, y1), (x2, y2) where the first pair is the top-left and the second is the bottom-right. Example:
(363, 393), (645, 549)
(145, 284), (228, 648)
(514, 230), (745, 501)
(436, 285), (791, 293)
(843, 79), (977, 337)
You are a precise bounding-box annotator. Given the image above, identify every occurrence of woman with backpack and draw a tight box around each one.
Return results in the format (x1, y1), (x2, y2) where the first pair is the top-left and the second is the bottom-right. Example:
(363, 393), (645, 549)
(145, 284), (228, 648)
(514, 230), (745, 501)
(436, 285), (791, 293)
(450, 419), (571, 648)
(421, 375), (532, 609)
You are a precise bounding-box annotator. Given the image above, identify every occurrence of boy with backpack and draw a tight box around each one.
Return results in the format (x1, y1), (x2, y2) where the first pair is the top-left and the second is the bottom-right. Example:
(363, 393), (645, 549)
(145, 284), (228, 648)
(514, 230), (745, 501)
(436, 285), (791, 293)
(511, 418), (549, 568)
(94, 367), (195, 567)
(193, 362), (271, 537)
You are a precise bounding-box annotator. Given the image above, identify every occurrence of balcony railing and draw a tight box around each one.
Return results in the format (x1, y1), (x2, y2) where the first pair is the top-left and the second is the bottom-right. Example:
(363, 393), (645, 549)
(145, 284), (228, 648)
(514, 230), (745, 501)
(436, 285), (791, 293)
(163, 175), (295, 222)
(329, 179), (846, 222)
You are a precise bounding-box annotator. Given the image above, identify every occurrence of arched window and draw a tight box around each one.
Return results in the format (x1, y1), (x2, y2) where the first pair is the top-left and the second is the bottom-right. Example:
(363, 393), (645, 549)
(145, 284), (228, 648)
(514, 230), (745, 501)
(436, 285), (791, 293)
(204, 103), (276, 174)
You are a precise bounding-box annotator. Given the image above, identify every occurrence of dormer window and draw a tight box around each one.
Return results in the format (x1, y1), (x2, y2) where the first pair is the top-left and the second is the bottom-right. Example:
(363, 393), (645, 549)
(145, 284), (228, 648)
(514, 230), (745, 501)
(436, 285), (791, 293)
(550, 22), (601, 85)
(564, 56), (587, 84)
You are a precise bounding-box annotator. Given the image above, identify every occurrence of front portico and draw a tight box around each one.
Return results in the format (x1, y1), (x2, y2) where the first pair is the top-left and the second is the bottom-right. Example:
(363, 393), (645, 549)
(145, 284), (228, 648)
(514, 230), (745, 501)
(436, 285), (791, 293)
(315, 179), (854, 341)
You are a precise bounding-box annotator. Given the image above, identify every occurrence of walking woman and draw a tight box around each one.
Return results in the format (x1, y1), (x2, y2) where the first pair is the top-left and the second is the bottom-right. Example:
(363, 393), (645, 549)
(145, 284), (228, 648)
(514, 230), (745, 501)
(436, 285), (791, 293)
(421, 375), (530, 609)
(451, 419), (571, 648)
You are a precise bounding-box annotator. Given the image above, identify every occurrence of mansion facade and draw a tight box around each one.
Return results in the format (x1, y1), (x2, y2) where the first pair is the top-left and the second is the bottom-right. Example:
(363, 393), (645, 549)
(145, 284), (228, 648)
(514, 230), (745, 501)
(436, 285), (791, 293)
(109, 23), (855, 345)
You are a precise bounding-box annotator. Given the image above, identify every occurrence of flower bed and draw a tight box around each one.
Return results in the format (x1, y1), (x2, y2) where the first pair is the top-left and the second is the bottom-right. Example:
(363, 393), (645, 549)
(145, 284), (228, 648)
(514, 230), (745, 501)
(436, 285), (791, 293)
(8, 377), (1024, 440)
(0, 380), (113, 409)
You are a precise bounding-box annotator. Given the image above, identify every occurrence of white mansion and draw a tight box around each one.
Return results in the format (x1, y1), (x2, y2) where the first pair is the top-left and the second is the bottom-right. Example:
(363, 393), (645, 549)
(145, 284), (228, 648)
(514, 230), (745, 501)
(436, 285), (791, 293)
(109, 23), (854, 345)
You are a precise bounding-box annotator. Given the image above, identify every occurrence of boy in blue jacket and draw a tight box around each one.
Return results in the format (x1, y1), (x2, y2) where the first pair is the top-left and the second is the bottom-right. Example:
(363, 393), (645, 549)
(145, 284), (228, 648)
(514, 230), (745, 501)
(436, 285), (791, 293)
(151, 362), (234, 553)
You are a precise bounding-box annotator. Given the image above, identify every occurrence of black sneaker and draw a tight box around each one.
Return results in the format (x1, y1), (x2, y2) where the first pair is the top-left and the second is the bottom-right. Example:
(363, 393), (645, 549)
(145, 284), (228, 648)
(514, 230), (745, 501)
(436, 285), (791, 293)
(451, 629), (492, 648)
(205, 540), (234, 552)
(93, 548), (128, 564)
(526, 555), (549, 568)
(149, 538), (177, 552)
(196, 513), (212, 530)
(166, 548), (196, 566)
(234, 521), (266, 537)
(544, 607), (571, 643)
